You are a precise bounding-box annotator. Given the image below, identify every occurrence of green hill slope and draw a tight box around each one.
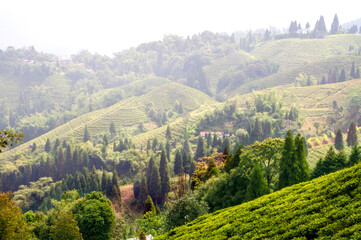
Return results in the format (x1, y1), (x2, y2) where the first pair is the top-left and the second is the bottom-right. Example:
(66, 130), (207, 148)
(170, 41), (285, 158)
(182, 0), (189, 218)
(252, 35), (361, 70)
(156, 162), (361, 239)
(0, 82), (216, 170)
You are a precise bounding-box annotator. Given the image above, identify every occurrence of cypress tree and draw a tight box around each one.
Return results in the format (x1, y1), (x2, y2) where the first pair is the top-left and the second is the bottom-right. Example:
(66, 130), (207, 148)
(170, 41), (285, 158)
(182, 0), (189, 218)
(103, 134), (109, 146)
(138, 175), (148, 209)
(174, 149), (183, 175)
(251, 118), (263, 142)
(101, 171), (107, 193)
(183, 131), (191, 154)
(159, 149), (170, 204)
(334, 129), (344, 150)
(347, 121), (358, 147)
(294, 134), (310, 182)
(149, 166), (161, 205)
(278, 130), (296, 189)
(194, 135), (204, 161)
(83, 125), (91, 142)
(166, 125), (171, 139)
(330, 14), (339, 34)
(182, 151), (191, 175)
(143, 195), (155, 214)
(53, 138), (60, 152)
(110, 171), (122, 208)
(351, 62), (356, 79)
(146, 156), (155, 188)
(349, 146), (361, 166)
(339, 68), (346, 82)
(245, 164), (270, 201)
(166, 139), (171, 162)
(109, 121), (116, 136)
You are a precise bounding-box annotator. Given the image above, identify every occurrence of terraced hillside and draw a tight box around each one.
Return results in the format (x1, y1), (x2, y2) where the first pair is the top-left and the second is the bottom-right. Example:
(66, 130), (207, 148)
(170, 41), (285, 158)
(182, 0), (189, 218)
(0, 82), (216, 170)
(156, 162), (361, 239)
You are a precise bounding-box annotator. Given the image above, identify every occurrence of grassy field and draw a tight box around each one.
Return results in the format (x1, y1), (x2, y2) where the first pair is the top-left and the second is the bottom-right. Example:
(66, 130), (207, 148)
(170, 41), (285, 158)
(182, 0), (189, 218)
(156, 162), (361, 239)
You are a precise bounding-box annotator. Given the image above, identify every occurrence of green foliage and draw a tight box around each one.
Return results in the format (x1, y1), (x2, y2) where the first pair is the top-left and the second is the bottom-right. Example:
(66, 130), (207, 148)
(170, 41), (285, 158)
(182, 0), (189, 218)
(51, 211), (83, 240)
(245, 164), (270, 201)
(335, 128), (344, 150)
(144, 195), (155, 214)
(312, 146), (347, 179)
(156, 162), (361, 240)
(165, 194), (208, 231)
(347, 121), (358, 147)
(83, 125), (91, 143)
(0, 192), (32, 239)
(0, 129), (23, 153)
(349, 145), (361, 167)
(159, 149), (170, 204)
(136, 211), (165, 237)
(174, 149), (183, 175)
(72, 191), (115, 240)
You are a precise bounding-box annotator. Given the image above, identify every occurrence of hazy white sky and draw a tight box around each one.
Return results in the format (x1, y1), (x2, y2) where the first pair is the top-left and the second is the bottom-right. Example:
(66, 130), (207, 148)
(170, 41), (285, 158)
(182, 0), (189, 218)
(0, 0), (360, 56)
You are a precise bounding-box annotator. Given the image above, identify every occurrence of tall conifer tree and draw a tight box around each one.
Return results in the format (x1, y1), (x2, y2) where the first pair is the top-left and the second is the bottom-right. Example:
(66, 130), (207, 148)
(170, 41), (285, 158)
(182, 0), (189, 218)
(347, 121), (358, 147)
(278, 130), (296, 189)
(159, 149), (170, 204)
(245, 164), (270, 201)
(334, 129), (344, 150)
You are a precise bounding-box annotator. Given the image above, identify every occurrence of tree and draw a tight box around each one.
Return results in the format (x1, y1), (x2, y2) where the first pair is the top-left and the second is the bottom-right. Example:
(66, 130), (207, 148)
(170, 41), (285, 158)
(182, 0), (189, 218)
(311, 146), (346, 178)
(83, 125), (91, 142)
(294, 134), (310, 182)
(159, 149), (170, 204)
(164, 194), (208, 230)
(165, 139), (171, 161)
(278, 130), (296, 189)
(224, 144), (243, 173)
(51, 211), (83, 240)
(349, 145), (361, 166)
(0, 129), (23, 153)
(194, 135), (204, 161)
(243, 138), (284, 187)
(251, 118), (263, 142)
(143, 195), (155, 214)
(138, 175), (148, 209)
(31, 142), (37, 152)
(72, 192), (115, 240)
(339, 68), (346, 82)
(45, 138), (51, 152)
(330, 14), (339, 34)
(347, 121), (358, 147)
(174, 149), (183, 175)
(165, 125), (171, 139)
(245, 164), (270, 201)
(313, 16), (327, 37)
(351, 62), (356, 79)
(109, 121), (116, 136)
(334, 129), (344, 150)
(0, 192), (32, 239)
(356, 68), (360, 79)
(149, 165), (161, 205)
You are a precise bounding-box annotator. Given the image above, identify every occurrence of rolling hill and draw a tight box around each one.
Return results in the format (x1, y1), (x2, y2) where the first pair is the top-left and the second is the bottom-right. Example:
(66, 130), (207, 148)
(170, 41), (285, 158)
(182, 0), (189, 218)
(0, 82), (216, 171)
(156, 162), (361, 239)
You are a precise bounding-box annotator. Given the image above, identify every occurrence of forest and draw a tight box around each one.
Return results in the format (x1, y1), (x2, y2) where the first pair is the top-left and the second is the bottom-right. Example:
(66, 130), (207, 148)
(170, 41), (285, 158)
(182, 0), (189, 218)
(1, 12), (361, 240)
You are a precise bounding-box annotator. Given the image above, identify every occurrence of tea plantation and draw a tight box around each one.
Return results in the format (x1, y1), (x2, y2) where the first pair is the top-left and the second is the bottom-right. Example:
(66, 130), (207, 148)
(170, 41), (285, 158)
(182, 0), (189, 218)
(156, 162), (361, 239)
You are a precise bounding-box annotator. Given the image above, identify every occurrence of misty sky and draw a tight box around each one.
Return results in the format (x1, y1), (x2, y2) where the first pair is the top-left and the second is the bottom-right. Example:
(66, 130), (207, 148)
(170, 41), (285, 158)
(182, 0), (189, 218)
(0, 0), (360, 56)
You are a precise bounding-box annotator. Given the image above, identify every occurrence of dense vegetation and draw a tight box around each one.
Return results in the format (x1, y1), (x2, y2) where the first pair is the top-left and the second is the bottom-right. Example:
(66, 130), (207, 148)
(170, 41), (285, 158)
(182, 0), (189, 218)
(156, 161), (361, 239)
(1, 13), (361, 239)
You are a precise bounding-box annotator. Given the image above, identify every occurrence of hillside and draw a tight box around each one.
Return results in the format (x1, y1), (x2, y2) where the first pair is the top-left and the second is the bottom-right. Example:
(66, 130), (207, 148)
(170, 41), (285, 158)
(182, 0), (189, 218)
(156, 162), (361, 239)
(0, 82), (216, 171)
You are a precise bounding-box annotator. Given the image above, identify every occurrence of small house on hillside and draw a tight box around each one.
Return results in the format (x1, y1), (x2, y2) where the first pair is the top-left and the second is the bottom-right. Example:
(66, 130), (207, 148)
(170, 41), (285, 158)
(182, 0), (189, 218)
(199, 131), (230, 139)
